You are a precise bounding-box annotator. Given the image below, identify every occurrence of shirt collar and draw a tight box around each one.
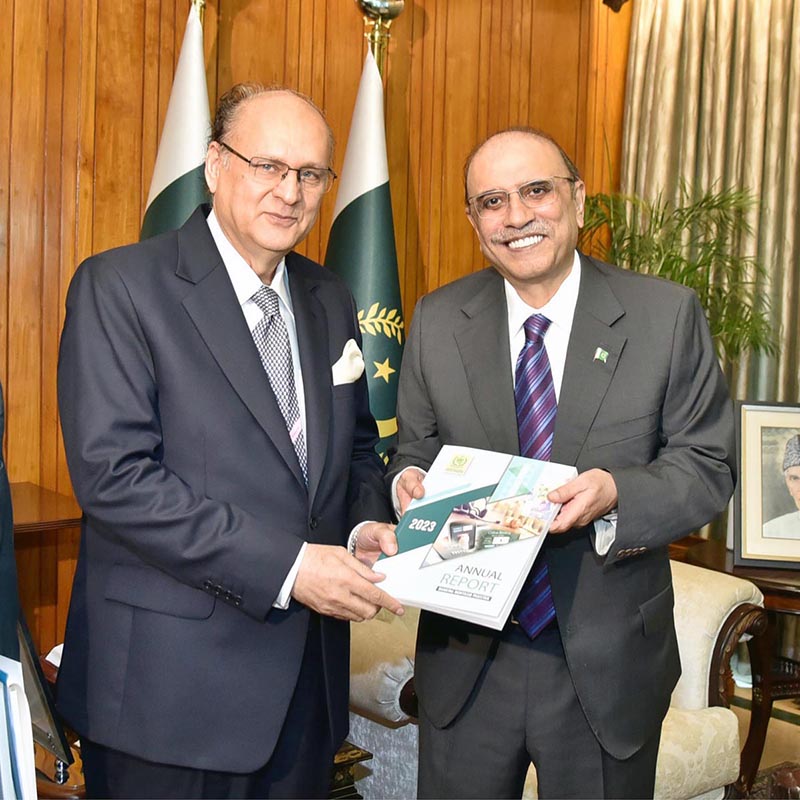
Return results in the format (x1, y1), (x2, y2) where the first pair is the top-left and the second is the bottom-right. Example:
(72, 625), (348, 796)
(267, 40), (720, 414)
(505, 250), (581, 337)
(206, 208), (291, 309)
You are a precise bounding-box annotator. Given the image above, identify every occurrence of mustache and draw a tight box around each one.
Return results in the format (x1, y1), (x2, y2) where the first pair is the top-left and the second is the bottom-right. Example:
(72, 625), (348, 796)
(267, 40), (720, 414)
(490, 223), (550, 245)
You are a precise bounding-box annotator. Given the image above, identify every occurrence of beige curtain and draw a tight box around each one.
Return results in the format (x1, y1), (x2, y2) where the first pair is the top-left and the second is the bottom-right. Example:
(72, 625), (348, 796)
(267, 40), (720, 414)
(622, 0), (799, 657)
(622, 0), (800, 399)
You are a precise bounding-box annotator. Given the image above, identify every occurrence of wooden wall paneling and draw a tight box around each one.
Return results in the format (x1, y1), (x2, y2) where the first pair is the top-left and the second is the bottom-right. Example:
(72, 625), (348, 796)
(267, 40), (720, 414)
(392, 1), (420, 323)
(7, 0), (47, 485)
(516, 0), (534, 125)
(42, 0), (68, 495)
(61, 0), (97, 497)
(530, 0), (584, 164)
(222, 0), (286, 95)
(488, 0), (510, 133)
(141, 0), (170, 222)
(0, 0), (13, 410)
(424, 0), (448, 294)
(296, 0), (319, 99)
(474, 0), (492, 158)
(293, 0), (330, 265)
(73, 0), (97, 274)
(508, 0), (523, 124)
(384, 7), (415, 325)
(403, 4), (436, 296)
(93, 2), (146, 251)
(309, 0), (332, 263)
(438, 0), (484, 289)
(470, 0), (493, 273)
(576, 0), (632, 196)
(400, 0), (420, 297)
(203, 0), (219, 106)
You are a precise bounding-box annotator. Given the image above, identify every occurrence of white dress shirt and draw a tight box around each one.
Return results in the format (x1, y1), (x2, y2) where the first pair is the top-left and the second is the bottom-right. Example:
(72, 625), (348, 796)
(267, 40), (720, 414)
(207, 210), (306, 608)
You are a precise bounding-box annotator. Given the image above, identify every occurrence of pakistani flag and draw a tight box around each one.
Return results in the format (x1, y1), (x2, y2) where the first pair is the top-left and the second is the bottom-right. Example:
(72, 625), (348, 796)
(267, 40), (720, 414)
(325, 51), (404, 461)
(141, 2), (211, 240)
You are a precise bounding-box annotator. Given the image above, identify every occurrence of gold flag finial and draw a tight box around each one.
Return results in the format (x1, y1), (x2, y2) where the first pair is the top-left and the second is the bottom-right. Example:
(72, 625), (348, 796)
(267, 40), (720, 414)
(191, 0), (205, 25)
(354, 0), (404, 77)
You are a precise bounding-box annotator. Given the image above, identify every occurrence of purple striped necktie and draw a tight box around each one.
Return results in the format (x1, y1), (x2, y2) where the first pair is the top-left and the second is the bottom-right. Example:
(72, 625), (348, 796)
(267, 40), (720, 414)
(512, 313), (557, 638)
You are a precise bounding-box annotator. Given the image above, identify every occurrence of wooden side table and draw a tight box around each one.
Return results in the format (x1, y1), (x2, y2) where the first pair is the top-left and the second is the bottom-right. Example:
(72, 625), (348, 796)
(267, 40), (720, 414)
(686, 540), (800, 794)
(11, 482), (82, 534)
(11, 482), (83, 655)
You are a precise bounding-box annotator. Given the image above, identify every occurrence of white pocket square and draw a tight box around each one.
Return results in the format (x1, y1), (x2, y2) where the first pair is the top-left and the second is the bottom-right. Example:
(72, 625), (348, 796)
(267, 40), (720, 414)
(332, 339), (365, 385)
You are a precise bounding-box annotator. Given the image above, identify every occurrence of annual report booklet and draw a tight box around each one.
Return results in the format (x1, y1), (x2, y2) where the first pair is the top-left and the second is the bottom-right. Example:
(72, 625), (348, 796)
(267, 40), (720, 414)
(376, 445), (578, 630)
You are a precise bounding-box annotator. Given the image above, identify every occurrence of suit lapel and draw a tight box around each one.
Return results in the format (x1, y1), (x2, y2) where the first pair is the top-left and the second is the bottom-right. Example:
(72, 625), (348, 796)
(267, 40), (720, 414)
(551, 254), (627, 465)
(454, 271), (520, 455)
(288, 256), (330, 504)
(177, 208), (306, 487)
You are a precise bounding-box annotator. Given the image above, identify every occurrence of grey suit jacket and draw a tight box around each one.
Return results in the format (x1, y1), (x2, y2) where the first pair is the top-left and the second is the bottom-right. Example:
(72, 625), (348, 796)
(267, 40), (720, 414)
(388, 253), (735, 760)
(57, 206), (391, 772)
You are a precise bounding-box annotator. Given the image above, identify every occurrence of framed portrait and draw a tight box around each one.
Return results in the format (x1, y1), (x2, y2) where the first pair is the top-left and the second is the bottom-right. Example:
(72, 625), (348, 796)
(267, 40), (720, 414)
(734, 401), (800, 568)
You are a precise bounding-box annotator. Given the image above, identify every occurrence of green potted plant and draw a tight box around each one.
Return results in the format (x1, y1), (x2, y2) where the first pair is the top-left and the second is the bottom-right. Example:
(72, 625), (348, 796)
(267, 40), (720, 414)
(579, 185), (778, 369)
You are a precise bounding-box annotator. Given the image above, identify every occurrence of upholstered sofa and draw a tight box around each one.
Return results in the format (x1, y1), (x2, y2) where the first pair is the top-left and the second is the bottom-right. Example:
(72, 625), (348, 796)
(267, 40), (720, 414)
(349, 560), (766, 800)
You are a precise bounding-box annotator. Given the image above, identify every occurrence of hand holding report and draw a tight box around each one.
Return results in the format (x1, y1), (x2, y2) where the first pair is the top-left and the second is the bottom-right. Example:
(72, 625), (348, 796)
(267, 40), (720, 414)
(377, 445), (577, 629)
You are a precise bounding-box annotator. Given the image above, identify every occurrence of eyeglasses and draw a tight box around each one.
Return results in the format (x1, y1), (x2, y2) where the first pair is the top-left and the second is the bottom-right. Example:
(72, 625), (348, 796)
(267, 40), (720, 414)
(468, 176), (578, 218)
(218, 142), (337, 194)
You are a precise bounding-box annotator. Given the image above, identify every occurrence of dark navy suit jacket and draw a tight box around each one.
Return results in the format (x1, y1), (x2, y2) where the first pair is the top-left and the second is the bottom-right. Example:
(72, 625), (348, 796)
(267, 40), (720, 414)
(57, 206), (391, 771)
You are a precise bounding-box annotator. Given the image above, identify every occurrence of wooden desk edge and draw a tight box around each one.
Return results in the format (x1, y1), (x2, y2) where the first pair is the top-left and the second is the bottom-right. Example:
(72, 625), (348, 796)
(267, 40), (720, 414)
(11, 482), (82, 534)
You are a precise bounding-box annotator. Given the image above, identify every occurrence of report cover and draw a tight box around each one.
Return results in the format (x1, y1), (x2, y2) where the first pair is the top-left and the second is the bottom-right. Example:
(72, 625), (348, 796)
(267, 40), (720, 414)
(377, 446), (577, 629)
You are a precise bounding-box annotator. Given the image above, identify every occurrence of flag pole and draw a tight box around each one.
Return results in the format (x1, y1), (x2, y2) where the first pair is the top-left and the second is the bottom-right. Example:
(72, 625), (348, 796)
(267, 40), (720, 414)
(192, 0), (205, 26)
(355, 0), (405, 78)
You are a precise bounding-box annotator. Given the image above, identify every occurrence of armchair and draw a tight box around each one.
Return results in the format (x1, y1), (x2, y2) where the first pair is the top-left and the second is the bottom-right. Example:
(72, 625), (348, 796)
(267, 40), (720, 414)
(349, 560), (767, 800)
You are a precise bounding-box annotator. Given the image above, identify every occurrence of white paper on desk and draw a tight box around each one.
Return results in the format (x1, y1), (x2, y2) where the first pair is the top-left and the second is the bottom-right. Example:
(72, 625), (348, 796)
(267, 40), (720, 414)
(0, 654), (37, 800)
(376, 445), (577, 630)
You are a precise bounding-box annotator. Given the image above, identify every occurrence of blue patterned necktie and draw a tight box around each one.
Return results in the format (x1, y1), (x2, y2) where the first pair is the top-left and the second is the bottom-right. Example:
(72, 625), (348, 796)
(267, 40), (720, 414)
(250, 286), (307, 481)
(512, 313), (557, 638)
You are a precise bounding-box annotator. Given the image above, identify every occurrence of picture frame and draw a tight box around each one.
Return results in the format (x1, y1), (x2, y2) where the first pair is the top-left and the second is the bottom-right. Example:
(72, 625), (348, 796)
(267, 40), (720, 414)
(734, 401), (800, 568)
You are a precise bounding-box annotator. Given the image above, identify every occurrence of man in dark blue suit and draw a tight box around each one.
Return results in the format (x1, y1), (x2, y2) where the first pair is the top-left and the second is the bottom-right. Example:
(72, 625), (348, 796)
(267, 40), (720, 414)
(57, 84), (402, 799)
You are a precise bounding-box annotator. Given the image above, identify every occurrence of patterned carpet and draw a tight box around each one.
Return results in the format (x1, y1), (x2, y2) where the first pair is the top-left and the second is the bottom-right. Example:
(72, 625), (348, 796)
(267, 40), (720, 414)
(748, 762), (800, 799)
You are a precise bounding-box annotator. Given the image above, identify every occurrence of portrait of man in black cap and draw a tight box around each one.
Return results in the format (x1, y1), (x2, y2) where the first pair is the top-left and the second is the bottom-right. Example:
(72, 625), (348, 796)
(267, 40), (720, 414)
(763, 433), (800, 540)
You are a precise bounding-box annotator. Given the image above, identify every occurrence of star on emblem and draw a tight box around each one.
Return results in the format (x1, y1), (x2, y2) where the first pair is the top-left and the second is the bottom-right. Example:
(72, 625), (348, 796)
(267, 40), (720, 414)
(373, 358), (396, 383)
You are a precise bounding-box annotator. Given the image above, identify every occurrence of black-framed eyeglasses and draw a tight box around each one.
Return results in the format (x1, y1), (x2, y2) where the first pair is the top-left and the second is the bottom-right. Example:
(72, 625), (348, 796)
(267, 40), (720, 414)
(468, 176), (578, 218)
(218, 141), (337, 194)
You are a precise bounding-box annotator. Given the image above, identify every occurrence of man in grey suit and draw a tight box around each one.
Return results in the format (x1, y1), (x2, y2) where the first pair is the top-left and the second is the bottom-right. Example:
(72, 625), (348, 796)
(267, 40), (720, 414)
(57, 84), (402, 799)
(388, 127), (735, 798)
